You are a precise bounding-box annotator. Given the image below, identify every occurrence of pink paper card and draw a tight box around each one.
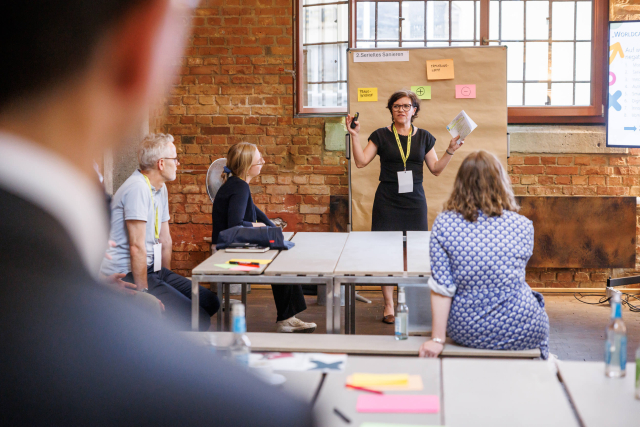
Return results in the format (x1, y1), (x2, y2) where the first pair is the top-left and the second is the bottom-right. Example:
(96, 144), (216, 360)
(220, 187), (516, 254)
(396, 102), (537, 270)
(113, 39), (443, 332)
(455, 84), (476, 99)
(230, 265), (260, 271)
(356, 395), (439, 413)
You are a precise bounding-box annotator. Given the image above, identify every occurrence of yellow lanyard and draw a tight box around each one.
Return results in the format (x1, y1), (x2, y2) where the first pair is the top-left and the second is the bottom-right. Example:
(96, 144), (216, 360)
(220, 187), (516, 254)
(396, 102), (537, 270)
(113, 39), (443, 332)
(142, 174), (160, 241)
(392, 124), (412, 171)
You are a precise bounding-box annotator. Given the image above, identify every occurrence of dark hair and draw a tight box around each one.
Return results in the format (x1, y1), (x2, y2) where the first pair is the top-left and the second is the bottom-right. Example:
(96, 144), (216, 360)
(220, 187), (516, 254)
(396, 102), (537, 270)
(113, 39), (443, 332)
(386, 90), (421, 122)
(0, 1), (151, 111)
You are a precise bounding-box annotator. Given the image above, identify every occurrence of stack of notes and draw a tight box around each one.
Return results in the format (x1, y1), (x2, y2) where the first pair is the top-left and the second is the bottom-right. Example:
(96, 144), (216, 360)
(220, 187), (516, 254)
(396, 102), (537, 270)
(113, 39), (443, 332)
(357, 395), (440, 414)
(214, 259), (272, 271)
(347, 373), (424, 391)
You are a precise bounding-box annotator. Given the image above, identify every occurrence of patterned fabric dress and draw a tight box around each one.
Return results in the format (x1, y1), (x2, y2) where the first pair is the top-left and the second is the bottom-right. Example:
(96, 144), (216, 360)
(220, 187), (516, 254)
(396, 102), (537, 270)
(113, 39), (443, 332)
(429, 210), (550, 359)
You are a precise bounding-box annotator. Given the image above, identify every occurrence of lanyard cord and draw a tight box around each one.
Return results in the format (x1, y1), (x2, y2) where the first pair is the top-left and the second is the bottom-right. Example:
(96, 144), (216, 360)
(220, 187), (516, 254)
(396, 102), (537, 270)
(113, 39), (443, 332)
(142, 174), (160, 241)
(392, 124), (412, 171)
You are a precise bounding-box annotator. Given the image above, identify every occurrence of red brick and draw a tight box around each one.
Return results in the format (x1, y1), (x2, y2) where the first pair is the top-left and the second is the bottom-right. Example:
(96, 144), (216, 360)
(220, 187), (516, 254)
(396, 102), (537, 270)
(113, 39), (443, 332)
(557, 157), (573, 165)
(546, 166), (579, 175)
(511, 166), (544, 175)
(540, 157), (557, 165)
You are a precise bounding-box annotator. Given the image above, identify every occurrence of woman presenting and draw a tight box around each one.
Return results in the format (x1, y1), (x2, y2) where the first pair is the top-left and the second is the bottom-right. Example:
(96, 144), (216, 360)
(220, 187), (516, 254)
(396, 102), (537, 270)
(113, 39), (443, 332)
(346, 89), (464, 324)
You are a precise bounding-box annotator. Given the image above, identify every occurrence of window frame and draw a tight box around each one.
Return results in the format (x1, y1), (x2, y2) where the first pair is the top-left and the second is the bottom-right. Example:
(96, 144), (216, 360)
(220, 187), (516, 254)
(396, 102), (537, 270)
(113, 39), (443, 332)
(294, 0), (608, 123)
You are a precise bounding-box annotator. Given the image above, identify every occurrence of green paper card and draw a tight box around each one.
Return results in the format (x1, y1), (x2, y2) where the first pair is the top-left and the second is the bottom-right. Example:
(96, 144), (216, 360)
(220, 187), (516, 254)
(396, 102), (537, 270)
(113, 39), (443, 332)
(411, 85), (431, 100)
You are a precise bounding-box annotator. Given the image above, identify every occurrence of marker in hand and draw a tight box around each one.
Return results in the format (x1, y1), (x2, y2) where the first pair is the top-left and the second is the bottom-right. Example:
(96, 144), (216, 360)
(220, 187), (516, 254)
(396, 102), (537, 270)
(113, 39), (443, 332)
(350, 112), (359, 129)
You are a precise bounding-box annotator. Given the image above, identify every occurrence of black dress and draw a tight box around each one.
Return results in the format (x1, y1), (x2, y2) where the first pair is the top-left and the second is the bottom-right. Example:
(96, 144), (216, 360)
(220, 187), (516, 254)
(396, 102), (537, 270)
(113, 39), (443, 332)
(211, 176), (307, 322)
(369, 126), (436, 231)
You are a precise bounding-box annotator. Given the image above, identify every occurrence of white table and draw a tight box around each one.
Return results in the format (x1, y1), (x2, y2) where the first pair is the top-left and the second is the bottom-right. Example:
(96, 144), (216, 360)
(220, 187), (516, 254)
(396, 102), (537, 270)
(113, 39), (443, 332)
(314, 356), (442, 427)
(333, 232), (432, 334)
(184, 332), (541, 358)
(443, 359), (579, 427)
(278, 371), (324, 404)
(558, 361), (639, 427)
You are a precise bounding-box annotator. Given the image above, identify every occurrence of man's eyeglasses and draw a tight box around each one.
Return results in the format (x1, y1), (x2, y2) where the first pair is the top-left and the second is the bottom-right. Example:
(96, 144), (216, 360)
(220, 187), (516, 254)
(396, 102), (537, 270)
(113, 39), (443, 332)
(392, 104), (414, 111)
(251, 158), (266, 166)
(163, 157), (180, 165)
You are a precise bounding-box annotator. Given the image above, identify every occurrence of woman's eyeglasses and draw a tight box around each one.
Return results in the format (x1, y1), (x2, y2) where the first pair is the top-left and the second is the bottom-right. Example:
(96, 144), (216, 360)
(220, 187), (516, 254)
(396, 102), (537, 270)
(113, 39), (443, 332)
(392, 104), (414, 111)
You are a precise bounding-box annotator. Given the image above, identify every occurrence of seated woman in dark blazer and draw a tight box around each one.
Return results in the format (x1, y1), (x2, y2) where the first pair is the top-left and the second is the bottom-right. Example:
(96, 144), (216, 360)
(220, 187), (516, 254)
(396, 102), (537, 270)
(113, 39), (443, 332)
(211, 142), (316, 333)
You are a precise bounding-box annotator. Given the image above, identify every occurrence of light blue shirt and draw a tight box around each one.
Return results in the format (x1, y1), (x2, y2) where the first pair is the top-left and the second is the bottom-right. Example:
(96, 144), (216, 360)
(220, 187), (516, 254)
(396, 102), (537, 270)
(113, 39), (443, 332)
(100, 170), (170, 276)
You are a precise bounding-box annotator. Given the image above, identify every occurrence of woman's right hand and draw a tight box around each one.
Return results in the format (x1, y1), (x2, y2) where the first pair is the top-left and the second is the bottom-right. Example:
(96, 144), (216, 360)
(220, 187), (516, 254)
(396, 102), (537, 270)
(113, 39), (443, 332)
(346, 114), (360, 136)
(252, 222), (266, 227)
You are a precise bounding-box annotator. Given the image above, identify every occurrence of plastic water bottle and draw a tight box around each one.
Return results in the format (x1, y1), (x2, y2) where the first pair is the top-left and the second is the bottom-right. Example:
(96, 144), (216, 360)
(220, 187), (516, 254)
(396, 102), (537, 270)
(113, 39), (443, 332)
(395, 287), (408, 340)
(230, 303), (251, 367)
(605, 293), (627, 378)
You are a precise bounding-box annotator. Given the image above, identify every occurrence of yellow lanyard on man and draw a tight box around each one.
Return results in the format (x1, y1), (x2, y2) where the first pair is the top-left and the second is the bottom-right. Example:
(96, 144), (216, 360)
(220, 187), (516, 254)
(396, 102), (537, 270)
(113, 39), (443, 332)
(392, 124), (412, 171)
(142, 174), (160, 241)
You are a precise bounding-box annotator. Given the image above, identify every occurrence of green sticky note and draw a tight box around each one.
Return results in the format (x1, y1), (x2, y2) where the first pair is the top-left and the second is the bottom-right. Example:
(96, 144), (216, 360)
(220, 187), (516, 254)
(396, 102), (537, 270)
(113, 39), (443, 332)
(214, 264), (234, 269)
(411, 85), (431, 100)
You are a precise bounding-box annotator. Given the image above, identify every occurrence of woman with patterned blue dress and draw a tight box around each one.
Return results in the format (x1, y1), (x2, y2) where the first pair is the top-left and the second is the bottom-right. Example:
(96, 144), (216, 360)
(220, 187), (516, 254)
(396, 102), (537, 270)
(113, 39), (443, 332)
(419, 150), (550, 359)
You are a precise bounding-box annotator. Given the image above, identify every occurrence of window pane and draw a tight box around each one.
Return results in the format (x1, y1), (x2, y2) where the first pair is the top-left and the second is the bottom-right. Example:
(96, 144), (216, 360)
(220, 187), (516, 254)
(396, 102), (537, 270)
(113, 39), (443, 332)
(507, 83), (524, 106)
(451, 41), (474, 46)
(451, 1), (475, 40)
(575, 42), (591, 81)
(504, 42), (524, 80)
(403, 41), (426, 47)
(476, 1), (480, 40)
(501, 1), (524, 40)
(378, 2), (400, 40)
(427, 41), (450, 47)
(525, 42), (549, 80)
(304, 83), (348, 107)
(489, 1), (499, 40)
(402, 2), (425, 40)
(552, 2), (575, 41)
(575, 82), (590, 105)
(304, 43), (347, 83)
(428, 1), (450, 40)
(525, 83), (548, 105)
(526, 1), (549, 40)
(357, 2), (376, 41)
(304, 4), (348, 44)
(356, 41), (375, 48)
(551, 42), (574, 81)
(550, 83), (573, 105)
(576, 1), (592, 40)
(378, 42), (400, 47)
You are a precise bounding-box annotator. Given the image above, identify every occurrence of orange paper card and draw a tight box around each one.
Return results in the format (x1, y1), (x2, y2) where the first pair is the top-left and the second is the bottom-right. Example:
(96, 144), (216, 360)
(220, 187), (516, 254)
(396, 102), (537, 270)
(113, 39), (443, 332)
(426, 59), (454, 80)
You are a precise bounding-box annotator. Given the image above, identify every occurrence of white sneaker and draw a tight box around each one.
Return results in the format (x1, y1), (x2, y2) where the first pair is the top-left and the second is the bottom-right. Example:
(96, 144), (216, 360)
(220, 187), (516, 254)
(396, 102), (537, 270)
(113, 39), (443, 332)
(276, 316), (317, 333)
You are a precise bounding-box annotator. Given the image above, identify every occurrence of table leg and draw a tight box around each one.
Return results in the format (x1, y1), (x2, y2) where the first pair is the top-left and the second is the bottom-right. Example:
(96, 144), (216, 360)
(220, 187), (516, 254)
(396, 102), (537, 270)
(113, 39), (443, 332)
(324, 278), (334, 334)
(217, 282), (223, 332)
(241, 283), (247, 307)
(191, 276), (200, 331)
(350, 284), (356, 335)
(344, 284), (350, 335)
(333, 278), (341, 334)
(224, 284), (230, 331)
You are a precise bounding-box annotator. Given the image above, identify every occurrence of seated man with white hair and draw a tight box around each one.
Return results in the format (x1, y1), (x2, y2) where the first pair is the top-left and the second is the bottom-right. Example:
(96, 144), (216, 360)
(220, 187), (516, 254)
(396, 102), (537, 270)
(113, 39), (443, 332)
(101, 133), (219, 331)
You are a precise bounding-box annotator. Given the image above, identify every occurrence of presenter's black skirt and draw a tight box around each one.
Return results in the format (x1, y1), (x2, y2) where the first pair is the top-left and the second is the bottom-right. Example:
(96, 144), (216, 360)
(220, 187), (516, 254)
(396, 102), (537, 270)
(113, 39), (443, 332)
(371, 181), (429, 231)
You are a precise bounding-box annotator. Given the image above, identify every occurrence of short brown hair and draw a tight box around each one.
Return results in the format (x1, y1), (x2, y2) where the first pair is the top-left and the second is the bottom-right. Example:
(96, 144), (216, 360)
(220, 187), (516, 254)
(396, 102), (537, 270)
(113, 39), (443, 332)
(444, 150), (519, 222)
(222, 142), (258, 183)
(387, 90), (421, 122)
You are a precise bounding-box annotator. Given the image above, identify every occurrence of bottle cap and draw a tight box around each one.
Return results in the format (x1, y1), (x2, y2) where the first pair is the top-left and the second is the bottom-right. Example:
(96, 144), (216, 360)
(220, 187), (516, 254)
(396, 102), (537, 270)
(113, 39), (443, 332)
(398, 287), (406, 303)
(232, 303), (245, 317)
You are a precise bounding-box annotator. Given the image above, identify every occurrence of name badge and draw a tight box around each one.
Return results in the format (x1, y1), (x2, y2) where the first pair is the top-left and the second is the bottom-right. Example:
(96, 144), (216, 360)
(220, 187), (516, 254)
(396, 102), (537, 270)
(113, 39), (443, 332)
(153, 243), (162, 272)
(397, 170), (413, 193)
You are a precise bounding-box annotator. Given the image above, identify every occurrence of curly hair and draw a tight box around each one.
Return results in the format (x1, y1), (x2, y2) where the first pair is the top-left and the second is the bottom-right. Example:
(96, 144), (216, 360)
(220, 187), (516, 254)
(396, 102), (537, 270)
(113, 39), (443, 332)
(386, 90), (421, 122)
(444, 150), (519, 222)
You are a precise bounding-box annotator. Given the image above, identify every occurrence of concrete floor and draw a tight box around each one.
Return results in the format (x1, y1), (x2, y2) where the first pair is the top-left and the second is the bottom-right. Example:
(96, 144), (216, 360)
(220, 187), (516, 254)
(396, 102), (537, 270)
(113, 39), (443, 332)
(214, 289), (640, 361)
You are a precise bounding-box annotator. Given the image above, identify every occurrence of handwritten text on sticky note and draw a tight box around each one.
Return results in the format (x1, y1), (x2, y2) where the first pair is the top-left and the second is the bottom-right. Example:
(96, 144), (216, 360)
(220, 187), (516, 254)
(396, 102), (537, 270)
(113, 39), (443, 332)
(411, 86), (431, 100)
(358, 88), (378, 102)
(426, 59), (454, 80)
(455, 84), (476, 99)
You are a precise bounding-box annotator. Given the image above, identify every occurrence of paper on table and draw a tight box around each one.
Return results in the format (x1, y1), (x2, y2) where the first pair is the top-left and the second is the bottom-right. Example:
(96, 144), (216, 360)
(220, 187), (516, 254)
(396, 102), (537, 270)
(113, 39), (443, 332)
(229, 259), (272, 264)
(214, 264), (235, 269)
(356, 395), (439, 413)
(230, 265), (260, 271)
(350, 373), (409, 386)
(360, 424), (439, 427)
(446, 110), (477, 140)
(346, 374), (423, 391)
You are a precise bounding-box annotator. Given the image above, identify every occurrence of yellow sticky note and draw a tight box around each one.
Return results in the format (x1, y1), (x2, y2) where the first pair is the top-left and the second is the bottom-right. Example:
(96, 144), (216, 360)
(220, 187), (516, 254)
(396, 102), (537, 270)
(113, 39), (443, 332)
(350, 373), (409, 386)
(358, 88), (378, 102)
(426, 59), (454, 80)
(228, 259), (272, 264)
(347, 374), (423, 391)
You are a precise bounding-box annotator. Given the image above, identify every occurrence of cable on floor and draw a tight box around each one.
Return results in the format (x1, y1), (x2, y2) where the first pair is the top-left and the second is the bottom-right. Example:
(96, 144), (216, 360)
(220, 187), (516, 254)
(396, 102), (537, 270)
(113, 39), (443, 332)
(573, 292), (640, 313)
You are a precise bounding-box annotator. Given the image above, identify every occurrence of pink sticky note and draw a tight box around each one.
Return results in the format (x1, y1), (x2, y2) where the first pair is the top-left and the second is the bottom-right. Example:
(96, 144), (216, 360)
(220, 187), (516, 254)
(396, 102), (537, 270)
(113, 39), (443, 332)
(356, 395), (439, 413)
(455, 84), (476, 98)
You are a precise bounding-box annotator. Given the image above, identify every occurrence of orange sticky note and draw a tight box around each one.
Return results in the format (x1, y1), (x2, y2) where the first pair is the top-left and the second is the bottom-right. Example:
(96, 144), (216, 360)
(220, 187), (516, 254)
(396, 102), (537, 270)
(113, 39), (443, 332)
(426, 59), (454, 80)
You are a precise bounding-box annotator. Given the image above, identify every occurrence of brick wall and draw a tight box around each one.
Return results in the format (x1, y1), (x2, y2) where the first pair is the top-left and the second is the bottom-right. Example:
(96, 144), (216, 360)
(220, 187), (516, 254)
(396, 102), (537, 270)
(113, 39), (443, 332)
(152, 4), (640, 288)
(509, 151), (640, 289)
(150, 0), (346, 276)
